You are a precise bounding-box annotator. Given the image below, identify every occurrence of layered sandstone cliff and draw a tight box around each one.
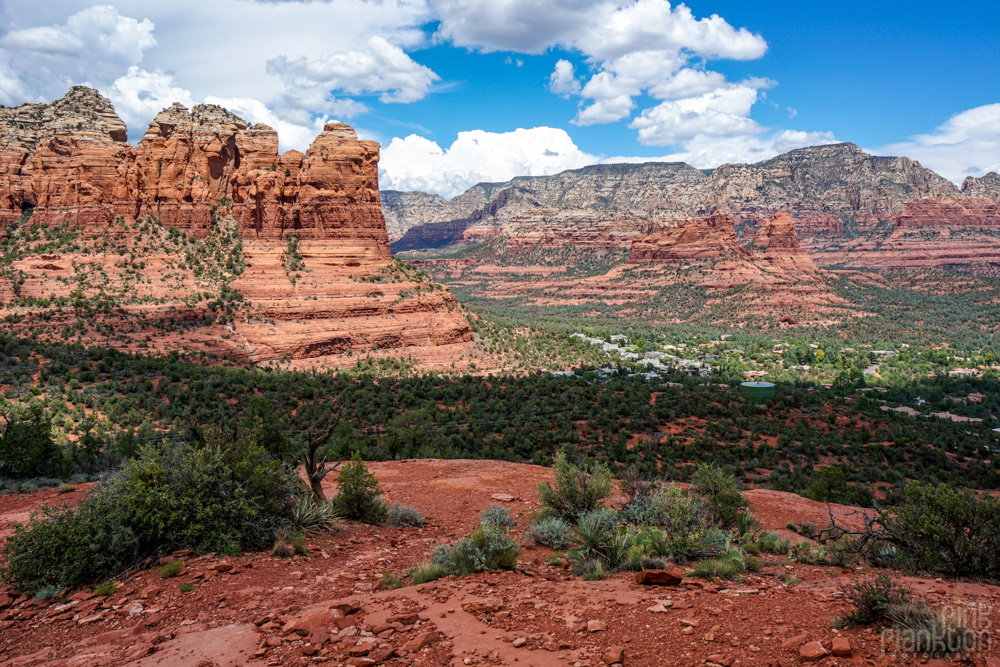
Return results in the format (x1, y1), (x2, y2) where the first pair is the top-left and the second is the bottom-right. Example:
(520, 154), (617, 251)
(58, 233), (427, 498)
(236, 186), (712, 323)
(0, 87), (470, 366)
(628, 213), (748, 263)
(388, 144), (966, 249)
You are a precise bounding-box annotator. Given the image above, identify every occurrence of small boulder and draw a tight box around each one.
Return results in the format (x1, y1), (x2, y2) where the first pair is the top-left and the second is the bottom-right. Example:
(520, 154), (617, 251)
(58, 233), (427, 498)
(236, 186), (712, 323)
(403, 631), (440, 651)
(830, 636), (852, 657)
(603, 646), (625, 664)
(635, 569), (684, 586)
(799, 641), (829, 662)
(587, 620), (607, 633)
(780, 632), (809, 649)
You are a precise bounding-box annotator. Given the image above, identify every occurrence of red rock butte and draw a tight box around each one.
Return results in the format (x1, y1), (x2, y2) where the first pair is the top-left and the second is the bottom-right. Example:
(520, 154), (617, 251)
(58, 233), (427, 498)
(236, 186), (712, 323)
(0, 86), (471, 366)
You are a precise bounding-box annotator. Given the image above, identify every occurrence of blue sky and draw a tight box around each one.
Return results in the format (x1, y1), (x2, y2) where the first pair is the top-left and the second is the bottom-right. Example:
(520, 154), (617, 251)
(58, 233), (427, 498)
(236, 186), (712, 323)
(1, 0), (997, 197)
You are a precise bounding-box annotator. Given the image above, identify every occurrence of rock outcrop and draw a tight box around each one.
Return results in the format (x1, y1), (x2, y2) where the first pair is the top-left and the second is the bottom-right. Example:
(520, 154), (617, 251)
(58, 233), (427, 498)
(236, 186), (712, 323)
(628, 213), (748, 263)
(0, 86), (131, 228)
(751, 211), (823, 282)
(961, 172), (1000, 200)
(0, 87), (470, 365)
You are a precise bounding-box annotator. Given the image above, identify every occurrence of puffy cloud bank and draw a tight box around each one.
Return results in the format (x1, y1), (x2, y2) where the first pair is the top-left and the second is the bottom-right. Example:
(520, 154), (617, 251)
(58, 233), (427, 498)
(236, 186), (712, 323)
(878, 104), (1000, 183)
(380, 127), (596, 197)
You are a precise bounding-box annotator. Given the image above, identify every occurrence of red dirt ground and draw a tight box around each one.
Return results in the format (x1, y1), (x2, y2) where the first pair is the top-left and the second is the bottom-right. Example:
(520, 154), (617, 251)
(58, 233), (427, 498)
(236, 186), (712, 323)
(0, 459), (997, 666)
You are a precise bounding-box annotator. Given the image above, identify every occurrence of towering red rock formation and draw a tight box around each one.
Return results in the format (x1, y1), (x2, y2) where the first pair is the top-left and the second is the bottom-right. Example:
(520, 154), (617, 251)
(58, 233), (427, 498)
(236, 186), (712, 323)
(751, 211), (822, 282)
(0, 86), (131, 229)
(1, 89), (393, 263)
(628, 213), (748, 263)
(0, 87), (471, 365)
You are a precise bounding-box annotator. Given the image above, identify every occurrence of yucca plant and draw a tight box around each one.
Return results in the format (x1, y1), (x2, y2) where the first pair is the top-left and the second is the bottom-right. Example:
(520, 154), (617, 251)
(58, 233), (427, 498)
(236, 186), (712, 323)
(568, 511), (617, 565)
(293, 494), (342, 532)
(734, 511), (762, 539)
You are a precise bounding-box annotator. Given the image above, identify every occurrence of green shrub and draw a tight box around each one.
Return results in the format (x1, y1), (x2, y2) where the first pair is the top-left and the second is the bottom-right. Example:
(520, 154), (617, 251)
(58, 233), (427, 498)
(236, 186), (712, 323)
(160, 561), (184, 578)
(579, 559), (606, 581)
(526, 517), (571, 549)
(649, 484), (707, 537)
(95, 581), (115, 596)
(875, 483), (1000, 578)
(431, 527), (520, 575)
(34, 583), (62, 601)
(408, 561), (448, 584)
(480, 504), (516, 530)
(272, 530), (306, 558)
(803, 465), (872, 507)
(179, 582), (194, 593)
(886, 603), (976, 656)
(842, 574), (912, 625)
(381, 571), (404, 589)
(0, 440), (298, 591)
(691, 547), (754, 580)
(537, 449), (612, 520)
(332, 454), (387, 524)
(387, 503), (424, 527)
(691, 464), (748, 529)
(0, 405), (70, 480)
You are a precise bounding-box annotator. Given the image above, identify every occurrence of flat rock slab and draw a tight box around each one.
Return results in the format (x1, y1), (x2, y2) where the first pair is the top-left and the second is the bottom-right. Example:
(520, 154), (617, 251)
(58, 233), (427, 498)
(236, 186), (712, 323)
(636, 569), (684, 586)
(127, 623), (265, 666)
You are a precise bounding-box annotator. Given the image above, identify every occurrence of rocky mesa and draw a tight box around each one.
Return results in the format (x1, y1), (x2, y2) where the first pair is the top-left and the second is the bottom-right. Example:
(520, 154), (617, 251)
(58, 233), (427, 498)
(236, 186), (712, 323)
(0, 87), (471, 367)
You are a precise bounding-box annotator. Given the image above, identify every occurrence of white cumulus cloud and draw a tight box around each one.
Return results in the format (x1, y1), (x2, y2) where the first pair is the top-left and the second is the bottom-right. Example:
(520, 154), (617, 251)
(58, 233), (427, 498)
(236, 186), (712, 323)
(0, 5), (156, 105)
(379, 127), (597, 198)
(877, 103), (1000, 183)
(106, 66), (195, 135)
(603, 129), (840, 169)
(266, 35), (440, 105)
(629, 81), (767, 144)
(549, 59), (581, 96)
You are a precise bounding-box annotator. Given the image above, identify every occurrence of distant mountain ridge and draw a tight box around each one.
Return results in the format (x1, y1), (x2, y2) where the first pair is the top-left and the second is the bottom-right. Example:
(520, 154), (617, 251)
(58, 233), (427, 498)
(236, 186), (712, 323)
(383, 143), (999, 255)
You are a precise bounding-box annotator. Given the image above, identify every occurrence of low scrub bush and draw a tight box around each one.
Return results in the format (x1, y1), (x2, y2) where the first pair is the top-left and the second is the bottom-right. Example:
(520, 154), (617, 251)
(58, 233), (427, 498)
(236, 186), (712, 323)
(271, 530), (306, 558)
(526, 517), (571, 549)
(479, 504), (516, 530)
(886, 603), (977, 656)
(387, 503), (424, 527)
(579, 559), (606, 581)
(159, 561), (184, 579)
(408, 561), (448, 585)
(837, 483), (1000, 578)
(537, 449), (612, 521)
(691, 547), (759, 580)
(842, 574), (912, 625)
(691, 464), (748, 529)
(431, 527), (520, 576)
(0, 440), (299, 592)
(95, 581), (115, 596)
(332, 455), (387, 525)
